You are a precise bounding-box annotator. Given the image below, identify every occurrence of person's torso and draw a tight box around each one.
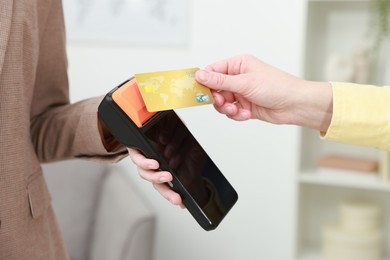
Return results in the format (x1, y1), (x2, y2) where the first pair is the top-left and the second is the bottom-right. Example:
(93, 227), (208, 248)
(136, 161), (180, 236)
(0, 0), (69, 259)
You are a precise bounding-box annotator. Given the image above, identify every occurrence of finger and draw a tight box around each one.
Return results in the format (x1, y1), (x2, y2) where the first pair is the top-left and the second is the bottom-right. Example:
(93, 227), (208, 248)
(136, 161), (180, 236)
(212, 91), (239, 110)
(196, 70), (242, 93)
(227, 108), (252, 121)
(127, 148), (159, 170)
(220, 103), (239, 116)
(153, 183), (183, 206)
(138, 167), (173, 184)
(211, 90), (224, 106)
(212, 96), (237, 116)
(204, 55), (247, 75)
(215, 89), (236, 102)
(216, 101), (252, 120)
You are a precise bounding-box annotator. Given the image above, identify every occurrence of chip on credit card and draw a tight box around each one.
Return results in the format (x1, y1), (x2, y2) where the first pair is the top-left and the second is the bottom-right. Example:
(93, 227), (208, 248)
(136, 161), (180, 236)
(134, 68), (214, 112)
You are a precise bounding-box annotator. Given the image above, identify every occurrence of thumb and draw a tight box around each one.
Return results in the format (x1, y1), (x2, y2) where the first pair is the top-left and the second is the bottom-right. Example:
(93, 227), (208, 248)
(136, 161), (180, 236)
(196, 69), (239, 92)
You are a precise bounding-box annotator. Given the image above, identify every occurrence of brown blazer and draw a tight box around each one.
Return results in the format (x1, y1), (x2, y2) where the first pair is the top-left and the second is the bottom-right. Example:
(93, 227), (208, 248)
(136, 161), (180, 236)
(0, 0), (126, 259)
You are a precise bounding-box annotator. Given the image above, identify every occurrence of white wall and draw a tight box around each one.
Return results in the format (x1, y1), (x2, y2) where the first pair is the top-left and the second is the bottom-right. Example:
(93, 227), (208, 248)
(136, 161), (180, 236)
(67, 0), (306, 259)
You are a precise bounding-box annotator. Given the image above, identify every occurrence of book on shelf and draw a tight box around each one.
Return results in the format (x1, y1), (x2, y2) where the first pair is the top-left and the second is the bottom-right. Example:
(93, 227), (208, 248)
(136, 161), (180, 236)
(315, 154), (390, 183)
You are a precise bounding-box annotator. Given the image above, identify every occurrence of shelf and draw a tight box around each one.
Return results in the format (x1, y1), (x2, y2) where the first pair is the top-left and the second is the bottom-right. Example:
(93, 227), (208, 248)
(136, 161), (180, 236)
(298, 248), (390, 260)
(297, 1), (390, 259)
(299, 169), (390, 192)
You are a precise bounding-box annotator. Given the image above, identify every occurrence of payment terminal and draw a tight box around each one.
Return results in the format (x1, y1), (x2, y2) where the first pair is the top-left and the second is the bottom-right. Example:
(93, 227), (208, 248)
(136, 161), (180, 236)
(98, 78), (238, 230)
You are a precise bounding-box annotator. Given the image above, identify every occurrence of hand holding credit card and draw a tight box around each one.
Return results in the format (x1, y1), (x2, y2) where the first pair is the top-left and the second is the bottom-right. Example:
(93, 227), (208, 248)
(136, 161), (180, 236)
(135, 68), (214, 112)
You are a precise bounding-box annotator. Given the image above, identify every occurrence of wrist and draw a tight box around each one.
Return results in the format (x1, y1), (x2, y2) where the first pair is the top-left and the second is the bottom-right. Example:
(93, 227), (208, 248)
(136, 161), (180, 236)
(293, 80), (333, 132)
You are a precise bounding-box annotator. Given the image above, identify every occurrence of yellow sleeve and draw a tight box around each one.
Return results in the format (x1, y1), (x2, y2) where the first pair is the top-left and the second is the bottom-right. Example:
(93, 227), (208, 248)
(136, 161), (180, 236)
(321, 82), (390, 151)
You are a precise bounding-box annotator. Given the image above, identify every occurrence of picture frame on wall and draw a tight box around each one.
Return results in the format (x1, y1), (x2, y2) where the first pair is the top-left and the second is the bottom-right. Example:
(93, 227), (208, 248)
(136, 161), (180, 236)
(63, 0), (189, 46)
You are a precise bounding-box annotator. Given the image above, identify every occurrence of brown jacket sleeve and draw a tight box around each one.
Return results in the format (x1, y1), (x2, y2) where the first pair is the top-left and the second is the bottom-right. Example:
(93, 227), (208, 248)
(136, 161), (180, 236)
(30, 96), (128, 163)
(29, 0), (127, 163)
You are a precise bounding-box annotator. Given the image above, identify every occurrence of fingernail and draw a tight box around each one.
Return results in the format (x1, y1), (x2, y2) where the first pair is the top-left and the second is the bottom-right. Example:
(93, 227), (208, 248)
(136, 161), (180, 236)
(147, 163), (156, 169)
(159, 176), (168, 182)
(196, 70), (209, 82)
(212, 94), (218, 103)
(226, 105), (234, 115)
(168, 197), (175, 205)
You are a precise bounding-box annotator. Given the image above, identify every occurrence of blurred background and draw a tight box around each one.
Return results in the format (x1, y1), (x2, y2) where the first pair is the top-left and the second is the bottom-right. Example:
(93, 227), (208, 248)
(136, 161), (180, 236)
(42, 0), (390, 259)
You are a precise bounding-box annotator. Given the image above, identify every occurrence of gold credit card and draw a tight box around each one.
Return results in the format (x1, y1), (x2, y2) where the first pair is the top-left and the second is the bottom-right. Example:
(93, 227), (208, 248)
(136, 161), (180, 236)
(135, 68), (214, 112)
